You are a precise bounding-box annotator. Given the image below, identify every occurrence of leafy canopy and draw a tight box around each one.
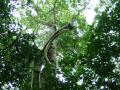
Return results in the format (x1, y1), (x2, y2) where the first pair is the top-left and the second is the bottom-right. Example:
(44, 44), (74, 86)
(0, 0), (120, 90)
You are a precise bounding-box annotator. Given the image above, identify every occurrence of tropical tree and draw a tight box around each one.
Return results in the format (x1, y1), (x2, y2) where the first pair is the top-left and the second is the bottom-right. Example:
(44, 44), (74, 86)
(19, 0), (90, 89)
(0, 0), (120, 90)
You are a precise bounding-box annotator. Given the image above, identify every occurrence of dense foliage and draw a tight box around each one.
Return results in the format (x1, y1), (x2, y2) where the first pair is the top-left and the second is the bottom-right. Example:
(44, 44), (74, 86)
(0, 0), (120, 90)
(81, 1), (120, 89)
(0, 0), (41, 89)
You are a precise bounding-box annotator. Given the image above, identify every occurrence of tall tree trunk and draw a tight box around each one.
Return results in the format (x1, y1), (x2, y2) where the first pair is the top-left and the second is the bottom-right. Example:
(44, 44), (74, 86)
(31, 58), (42, 90)
(31, 25), (57, 90)
(41, 26), (57, 90)
(47, 25), (57, 65)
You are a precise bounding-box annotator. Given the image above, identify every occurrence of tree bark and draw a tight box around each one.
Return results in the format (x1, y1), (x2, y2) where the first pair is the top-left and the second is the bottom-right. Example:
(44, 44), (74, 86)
(31, 59), (41, 90)
(31, 26), (56, 90)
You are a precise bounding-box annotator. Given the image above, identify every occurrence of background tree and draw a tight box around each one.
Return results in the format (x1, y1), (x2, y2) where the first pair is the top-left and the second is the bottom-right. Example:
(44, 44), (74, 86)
(0, 0), (41, 89)
(80, 0), (120, 89)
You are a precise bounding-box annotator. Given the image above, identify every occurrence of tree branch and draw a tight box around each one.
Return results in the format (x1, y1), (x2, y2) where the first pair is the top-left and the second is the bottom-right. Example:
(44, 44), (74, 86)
(43, 23), (74, 64)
